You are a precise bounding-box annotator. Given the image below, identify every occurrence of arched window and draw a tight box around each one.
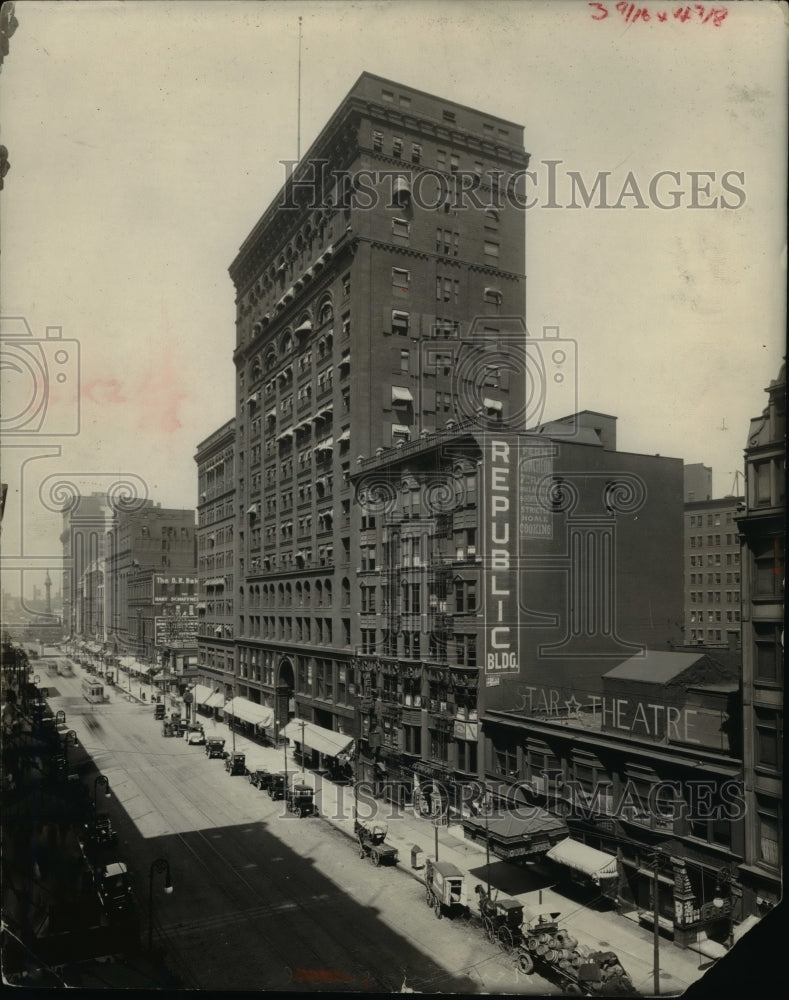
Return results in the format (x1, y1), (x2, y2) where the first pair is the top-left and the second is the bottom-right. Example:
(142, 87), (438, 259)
(318, 298), (334, 326)
(295, 581), (303, 606)
(281, 331), (293, 355)
(303, 581), (311, 608)
(315, 580), (323, 608)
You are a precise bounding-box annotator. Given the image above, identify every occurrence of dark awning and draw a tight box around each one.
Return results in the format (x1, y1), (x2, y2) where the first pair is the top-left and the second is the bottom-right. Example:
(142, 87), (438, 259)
(462, 808), (568, 860)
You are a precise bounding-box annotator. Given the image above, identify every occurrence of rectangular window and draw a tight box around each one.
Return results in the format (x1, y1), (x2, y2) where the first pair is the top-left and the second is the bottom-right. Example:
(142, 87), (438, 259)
(392, 137), (403, 158)
(484, 240), (500, 258)
(392, 310), (410, 335)
(392, 268), (410, 292)
(411, 143), (422, 164)
(758, 805), (780, 868)
(372, 130), (383, 152)
(392, 218), (409, 240)
(400, 349), (410, 373)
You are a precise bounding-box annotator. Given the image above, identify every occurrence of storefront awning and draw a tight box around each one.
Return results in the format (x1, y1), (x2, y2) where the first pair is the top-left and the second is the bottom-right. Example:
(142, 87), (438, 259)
(194, 684), (216, 706)
(118, 656), (138, 669)
(204, 690), (224, 709)
(545, 838), (618, 884)
(281, 719), (354, 758)
(225, 697), (273, 729)
(462, 808), (568, 860)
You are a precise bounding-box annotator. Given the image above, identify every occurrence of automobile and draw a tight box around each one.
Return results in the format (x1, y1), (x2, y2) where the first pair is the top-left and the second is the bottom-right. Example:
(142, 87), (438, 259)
(267, 773), (288, 801)
(205, 738), (226, 759)
(154, 704), (166, 720)
(185, 725), (206, 746)
(286, 783), (316, 817)
(248, 768), (272, 790)
(225, 752), (246, 776)
(85, 813), (119, 848)
(95, 861), (135, 915)
(161, 721), (175, 737)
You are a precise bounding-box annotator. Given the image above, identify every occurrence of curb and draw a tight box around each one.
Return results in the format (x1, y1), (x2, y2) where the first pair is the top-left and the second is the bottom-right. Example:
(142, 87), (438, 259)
(319, 808), (429, 888)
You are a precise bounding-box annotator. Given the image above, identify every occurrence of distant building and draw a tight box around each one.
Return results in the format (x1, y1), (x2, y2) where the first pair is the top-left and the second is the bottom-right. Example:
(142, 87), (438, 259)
(684, 463), (712, 503)
(684, 495), (743, 647)
(737, 362), (785, 917)
(59, 492), (115, 640)
(194, 418), (236, 711)
(106, 505), (197, 655)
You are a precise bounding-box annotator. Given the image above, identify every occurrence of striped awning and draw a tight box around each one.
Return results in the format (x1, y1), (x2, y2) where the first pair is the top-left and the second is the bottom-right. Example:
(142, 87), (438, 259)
(224, 697), (273, 728)
(545, 838), (618, 883)
(281, 720), (353, 758)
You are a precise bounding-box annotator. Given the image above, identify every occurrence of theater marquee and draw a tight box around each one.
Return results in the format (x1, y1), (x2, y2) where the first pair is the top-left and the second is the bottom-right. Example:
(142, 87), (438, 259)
(482, 437), (520, 684)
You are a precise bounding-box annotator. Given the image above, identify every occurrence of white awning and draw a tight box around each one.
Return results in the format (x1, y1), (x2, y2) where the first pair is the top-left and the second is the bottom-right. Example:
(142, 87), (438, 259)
(276, 428), (294, 440)
(392, 424), (411, 436)
(317, 406), (333, 419)
(246, 504), (259, 515)
(225, 697), (274, 729)
(484, 287), (502, 301)
(545, 838), (618, 884)
(205, 577), (225, 587)
(483, 397), (503, 411)
(205, 690), (225, 709)
(315, 437), (333, 450)
(247, 393), (260, 405)
(391, 385), (413, 403)
(118, 656), (138, 669)
(281, 719), (354, 757)
(194, 684), (213, 705)
(338, 429), (350, 442)
(266, 408), (276, 420)
(295, 320), (312, 335)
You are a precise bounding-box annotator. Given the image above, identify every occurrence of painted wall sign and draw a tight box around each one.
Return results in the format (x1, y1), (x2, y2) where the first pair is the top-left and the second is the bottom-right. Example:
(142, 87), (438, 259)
(517, 685), (703, 743)
(483, 437), (520, 683)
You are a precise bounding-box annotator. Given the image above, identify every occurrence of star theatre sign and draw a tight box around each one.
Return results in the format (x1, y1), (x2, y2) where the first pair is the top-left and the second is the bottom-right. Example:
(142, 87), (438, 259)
(482, 439), (520, 684)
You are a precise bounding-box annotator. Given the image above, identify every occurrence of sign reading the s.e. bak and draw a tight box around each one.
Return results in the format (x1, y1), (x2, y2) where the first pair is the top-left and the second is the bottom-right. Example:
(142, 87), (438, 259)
(483, 437), (520, 683)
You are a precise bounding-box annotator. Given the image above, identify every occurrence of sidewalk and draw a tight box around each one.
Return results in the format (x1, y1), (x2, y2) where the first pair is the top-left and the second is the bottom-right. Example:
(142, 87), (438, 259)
(191, 714), (714, 997)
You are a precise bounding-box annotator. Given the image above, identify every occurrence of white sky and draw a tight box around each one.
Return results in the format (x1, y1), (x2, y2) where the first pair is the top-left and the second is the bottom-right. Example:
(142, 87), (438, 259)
(0, 0), (786, 599)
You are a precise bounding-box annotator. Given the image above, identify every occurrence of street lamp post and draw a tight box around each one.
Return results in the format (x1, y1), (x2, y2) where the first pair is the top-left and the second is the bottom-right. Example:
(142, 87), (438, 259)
(93, 774), (111, 810)
(147, 858), (174, 952)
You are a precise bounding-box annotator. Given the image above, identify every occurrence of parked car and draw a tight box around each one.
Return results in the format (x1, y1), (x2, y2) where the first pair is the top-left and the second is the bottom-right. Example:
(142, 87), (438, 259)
(95, 861), (135, 915)
(185, 725), (206, 745)
(161, 721), (175, 737)
(286, 783), (316, 817)
(154, 704), (166, 720)
(248, 768), (272, 790)
(267, 773), (288, 800)
(205, 738), (226, 759)
(225, 752), (247, 776)
(85, 814), (119, 848)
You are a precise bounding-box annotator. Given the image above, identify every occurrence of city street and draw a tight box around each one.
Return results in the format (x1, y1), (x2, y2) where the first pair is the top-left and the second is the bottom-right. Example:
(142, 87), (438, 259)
(45, 665), (557, 993)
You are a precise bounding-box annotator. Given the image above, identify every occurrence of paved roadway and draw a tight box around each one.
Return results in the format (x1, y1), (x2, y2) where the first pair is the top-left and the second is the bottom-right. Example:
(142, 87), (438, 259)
(45, 665), (557, 993)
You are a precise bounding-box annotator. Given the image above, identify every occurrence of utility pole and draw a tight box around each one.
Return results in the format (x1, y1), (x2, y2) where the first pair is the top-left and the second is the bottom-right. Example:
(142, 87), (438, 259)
(651, 849), (661, 997)
(300, 718), (306, 781)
